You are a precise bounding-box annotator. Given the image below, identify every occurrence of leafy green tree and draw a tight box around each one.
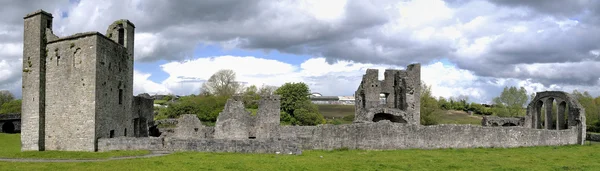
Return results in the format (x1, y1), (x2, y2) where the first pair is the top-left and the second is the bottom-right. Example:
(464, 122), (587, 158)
(160, 95), (228, 124)
(274, 82), (324, 126)
(492, 86), (528, 117)
(572, 90), (599, 127)
(420, 82), (439, 125)
(0, 99), (21, 114)
(258, 85), (278, 96)
(242, 85), (260, 109)
(0, 90), (14, 108)
(200, 69), (242, 97)
(274, 82), (311, 115)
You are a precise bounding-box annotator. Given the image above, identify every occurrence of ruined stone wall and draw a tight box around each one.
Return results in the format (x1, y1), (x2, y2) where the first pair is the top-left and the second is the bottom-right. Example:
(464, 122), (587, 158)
(174, 114), (214, 139)
(97, 137), (164, 151)
(524, 91), (586, 144)
(44, 35), (99, 151)
(587, 133), (600, 142)
(255, 95), (281, 139)
(278, 122), (579, 150)
(214, 96), (254, 139)
(481, 116), (525, 127)
(131, 96), (154, 137)
(95, 31), (134, 142)
(354, 64), (420, 124)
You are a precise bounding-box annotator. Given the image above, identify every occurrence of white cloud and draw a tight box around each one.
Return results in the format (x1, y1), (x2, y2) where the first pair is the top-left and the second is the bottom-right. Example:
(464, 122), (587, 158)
(131, 56), (521, 103)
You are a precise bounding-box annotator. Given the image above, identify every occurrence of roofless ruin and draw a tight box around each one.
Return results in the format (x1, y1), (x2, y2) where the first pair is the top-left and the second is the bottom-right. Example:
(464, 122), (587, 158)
(21, 10), (586, 153)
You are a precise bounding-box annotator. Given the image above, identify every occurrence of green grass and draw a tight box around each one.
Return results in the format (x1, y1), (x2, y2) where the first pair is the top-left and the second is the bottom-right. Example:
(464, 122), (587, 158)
(154, 100), (167, 105)
(318, 105), (483, 125)
(1, 139), (600, 170)
(437, 110), (484, 125)
(0, 134), (149, 159)
(318, 104), (354, 119)
(2, 134), (600, 170)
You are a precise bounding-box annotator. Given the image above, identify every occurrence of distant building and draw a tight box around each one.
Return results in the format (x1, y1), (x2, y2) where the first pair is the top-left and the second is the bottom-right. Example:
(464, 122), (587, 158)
(310, 95), (355, 105)
(310, 92), (322, 97)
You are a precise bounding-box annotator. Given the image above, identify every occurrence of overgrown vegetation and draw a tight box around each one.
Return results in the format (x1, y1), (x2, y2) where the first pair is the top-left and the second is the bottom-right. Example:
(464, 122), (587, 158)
(275, 82), (325, 125)
(0, 91), (20, 114)
(572, 90), (600, 132)
(155, 70), (325, 126)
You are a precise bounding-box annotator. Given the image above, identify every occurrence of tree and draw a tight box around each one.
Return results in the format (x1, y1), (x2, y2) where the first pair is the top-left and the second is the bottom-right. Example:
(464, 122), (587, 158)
(492, 86), (528, 117)
(274, 82), (324, 126)
(258, 85), (278, 96)
(572, 90), (599, 127)
(0, 99), (21, 114)
(200, 69), (242, 97)
(242, 85), (260, 109)
(420, 82), (439, 125)
(0, 90), (14, 108)
(274, 82), (311, 115)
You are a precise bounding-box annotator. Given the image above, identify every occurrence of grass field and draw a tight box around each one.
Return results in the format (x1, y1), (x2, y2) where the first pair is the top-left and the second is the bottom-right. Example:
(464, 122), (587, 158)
(438, 110), (484, 125)
(317, 105), (483, 125)
(1, 133), (600, 170)
(0, 134), (149, 159)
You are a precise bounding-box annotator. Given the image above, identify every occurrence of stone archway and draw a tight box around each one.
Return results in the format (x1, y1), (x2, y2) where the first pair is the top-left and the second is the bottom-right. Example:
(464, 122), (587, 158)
(372, 113), (407, 123)
(502, 123), (517, 127)
(2, 122), (15, 133)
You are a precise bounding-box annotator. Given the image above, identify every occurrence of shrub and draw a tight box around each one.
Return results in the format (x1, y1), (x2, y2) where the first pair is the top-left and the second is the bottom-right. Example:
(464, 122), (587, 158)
(0, 99), (21, 114)
(294, 108), (325, 126)
(342, 115), (355, 122)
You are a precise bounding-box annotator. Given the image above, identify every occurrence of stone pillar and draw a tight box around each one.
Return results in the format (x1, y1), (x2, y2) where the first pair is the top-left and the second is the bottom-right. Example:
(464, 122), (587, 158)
(544, 98), (554, 129)
(21, 10), (53, 151)
(535, 101), (543, 129)
(557, 101), (566, 130)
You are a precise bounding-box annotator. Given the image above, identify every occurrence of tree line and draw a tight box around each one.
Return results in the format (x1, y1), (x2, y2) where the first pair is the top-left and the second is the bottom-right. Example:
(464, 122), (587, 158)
(155, 69), (325, 126)
(0, 90), (20, 114)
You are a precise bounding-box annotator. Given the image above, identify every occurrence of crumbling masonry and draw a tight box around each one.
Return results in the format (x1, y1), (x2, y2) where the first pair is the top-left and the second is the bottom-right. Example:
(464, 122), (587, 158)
(22, 10), (586, 153)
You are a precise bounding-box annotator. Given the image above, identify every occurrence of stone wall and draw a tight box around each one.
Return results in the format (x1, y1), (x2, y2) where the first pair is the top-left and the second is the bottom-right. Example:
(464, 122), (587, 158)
(354, 64), (420, 124)
(174, 114), (214, 139)
(44, 34), (99, 151)
(97, 137), (164, 151)
(132, 96), (154, 137)
(279, 122), (579, 150)
(95, 31), (134, 141)
(165, 138), (300, 154)
(214, 96), (255, 140)
(481, 116), (524, 127)
(0, 114), (22, 133)
(587, 133), (600, 142)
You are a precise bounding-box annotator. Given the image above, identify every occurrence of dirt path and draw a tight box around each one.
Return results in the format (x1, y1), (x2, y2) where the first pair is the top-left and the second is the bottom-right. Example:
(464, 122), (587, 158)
(0, 151), (172, 163)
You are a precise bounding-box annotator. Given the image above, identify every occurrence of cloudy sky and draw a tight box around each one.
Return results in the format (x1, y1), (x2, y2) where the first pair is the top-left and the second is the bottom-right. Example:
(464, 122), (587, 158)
(1, 0), (599, 103)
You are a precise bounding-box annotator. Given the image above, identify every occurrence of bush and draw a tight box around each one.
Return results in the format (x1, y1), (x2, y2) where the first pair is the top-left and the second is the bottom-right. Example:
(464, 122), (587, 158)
(161, 95), (228, 123)
(0, 99), (21, 114)
(588, 120), (600, 133)
(342, 115), (355, 122)
(294, 108), (325, 126)
(280, 111), (297, 125)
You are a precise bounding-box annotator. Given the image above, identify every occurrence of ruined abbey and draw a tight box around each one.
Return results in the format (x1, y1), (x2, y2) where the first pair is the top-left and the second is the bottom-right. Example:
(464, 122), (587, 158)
(20, 10), (587, 153)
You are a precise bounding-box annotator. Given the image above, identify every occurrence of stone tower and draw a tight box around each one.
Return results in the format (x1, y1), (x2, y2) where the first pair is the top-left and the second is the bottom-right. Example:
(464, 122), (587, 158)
(22, 10), (53, 151)
(354, 64), (421, 124)
(21, 10), (148, 152)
